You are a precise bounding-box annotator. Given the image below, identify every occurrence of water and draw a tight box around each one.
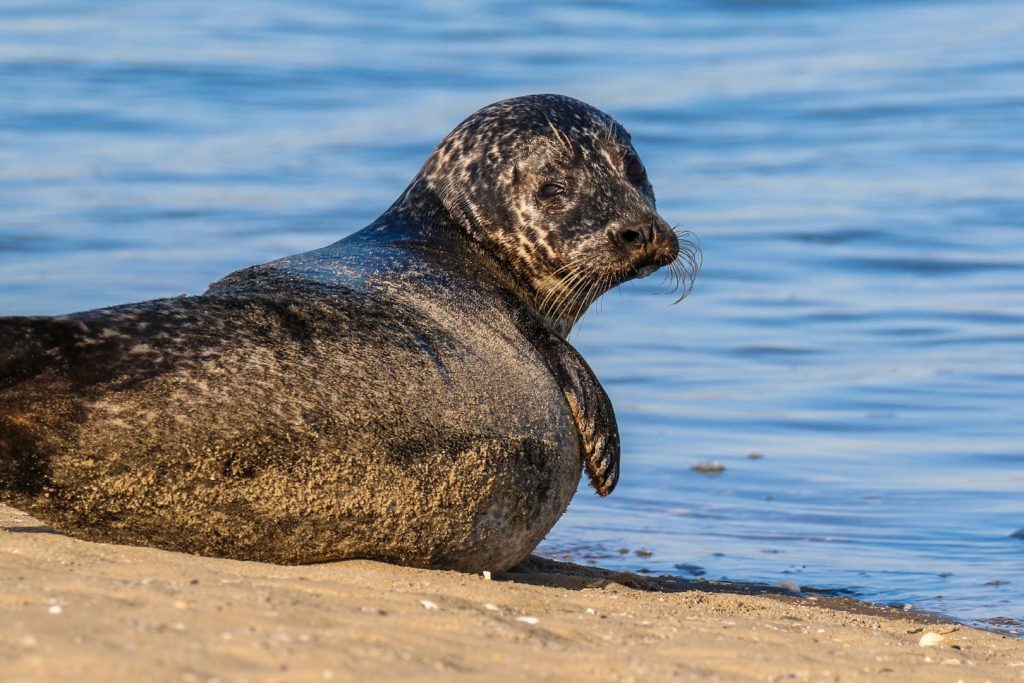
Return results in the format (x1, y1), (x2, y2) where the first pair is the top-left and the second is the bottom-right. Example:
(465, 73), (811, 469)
(1, 0), (1022, 633)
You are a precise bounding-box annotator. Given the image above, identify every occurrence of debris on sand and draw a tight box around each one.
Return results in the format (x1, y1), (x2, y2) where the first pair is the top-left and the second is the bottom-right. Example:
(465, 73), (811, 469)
(691, 460), (726, 475)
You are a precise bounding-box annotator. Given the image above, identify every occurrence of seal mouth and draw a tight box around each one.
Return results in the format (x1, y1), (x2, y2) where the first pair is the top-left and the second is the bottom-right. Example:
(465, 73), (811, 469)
(634, 263), (660, 279)
(533, 225), (700, 335)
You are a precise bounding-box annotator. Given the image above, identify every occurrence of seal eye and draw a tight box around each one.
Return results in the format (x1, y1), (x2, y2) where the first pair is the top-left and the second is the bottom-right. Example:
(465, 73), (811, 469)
(625, 155), (646, 183)
(538, 182), (565, 199)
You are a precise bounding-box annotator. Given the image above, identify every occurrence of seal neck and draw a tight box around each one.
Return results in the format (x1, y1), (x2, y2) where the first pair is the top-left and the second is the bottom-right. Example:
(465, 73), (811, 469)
(372, 181), (570, 337)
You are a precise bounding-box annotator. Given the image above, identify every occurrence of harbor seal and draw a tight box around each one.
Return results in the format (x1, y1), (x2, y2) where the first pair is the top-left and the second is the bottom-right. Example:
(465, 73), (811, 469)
(0, 94), (699, 571)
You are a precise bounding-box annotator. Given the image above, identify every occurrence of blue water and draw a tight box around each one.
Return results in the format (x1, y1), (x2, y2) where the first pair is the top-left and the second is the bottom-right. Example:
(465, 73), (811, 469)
(1, 1), (1022, 633)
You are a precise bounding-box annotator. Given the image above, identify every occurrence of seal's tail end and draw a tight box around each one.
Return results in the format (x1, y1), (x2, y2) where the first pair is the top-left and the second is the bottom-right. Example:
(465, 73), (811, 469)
(0, 316), (83, 391)
(0, 316), (79, 502)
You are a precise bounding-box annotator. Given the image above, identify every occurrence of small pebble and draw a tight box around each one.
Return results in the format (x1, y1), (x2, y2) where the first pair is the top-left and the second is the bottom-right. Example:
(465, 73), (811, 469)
(47, 605), (62, 615)
(483, 603), (500, 611)
(173, 600), (189, 610)
(918, 632), (945, 647)
(482, 571), (492, 581)
(939, 658), (961, 666)
(359, 606), (385, 615)
(585, 607), (596, 614)
(515, 616), (539, 625)
(420, 600), (439, 611)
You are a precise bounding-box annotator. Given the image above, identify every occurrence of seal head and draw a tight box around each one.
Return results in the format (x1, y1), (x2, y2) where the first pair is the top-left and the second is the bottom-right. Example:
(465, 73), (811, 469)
(377, 94), (698, 336)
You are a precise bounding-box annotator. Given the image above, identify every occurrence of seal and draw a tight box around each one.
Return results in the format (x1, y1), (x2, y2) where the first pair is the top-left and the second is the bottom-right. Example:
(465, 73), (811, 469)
(0, 94), (699, 571)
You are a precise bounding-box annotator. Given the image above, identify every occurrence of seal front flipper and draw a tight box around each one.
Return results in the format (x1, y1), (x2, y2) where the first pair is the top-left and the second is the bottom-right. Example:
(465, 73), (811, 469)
(545, 334), (620, 496)
(520, 320), (620, 496)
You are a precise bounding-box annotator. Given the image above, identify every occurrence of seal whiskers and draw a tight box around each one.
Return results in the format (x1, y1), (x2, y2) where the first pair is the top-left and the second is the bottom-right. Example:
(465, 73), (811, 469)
(543, 268), (585, 316)
(666, 227), (702, 303)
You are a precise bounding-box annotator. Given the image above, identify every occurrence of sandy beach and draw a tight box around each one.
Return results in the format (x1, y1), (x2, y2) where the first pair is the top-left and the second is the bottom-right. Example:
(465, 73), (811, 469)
(1, 504), (1021, 682)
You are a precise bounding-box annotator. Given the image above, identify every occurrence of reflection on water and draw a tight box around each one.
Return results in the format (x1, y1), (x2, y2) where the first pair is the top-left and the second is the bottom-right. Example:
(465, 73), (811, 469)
(1, 0), (1022, 633)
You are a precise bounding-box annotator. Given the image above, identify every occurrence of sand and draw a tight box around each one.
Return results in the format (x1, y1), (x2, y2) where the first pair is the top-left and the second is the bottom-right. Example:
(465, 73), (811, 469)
(1, 503), (1021, 683)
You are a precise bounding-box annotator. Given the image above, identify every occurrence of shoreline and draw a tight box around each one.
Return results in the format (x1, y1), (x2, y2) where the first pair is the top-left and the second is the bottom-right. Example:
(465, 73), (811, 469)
(526, 554), (952, 628)
(2, 503), (1021, 682)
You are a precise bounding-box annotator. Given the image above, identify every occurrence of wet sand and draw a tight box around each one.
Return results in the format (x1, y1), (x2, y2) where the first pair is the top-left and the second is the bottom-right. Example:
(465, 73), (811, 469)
(1, 503), (1021, 682)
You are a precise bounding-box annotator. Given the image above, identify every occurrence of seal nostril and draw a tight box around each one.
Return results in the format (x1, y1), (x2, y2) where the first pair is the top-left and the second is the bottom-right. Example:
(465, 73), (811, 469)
(620, 228), (642, 245)
(645, 223), (656, 243)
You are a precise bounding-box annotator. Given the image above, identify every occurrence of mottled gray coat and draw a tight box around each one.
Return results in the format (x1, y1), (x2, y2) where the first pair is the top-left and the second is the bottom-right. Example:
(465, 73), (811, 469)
(0, 95), (696, 571)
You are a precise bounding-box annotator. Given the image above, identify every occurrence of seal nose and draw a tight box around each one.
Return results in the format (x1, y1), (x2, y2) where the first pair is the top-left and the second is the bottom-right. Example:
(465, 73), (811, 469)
(615, 223), (655, 249)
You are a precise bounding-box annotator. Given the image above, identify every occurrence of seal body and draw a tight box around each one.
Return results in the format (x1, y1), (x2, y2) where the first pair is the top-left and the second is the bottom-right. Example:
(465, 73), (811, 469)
(1, 241), (578, 570)
(0, 95), (696, 571)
